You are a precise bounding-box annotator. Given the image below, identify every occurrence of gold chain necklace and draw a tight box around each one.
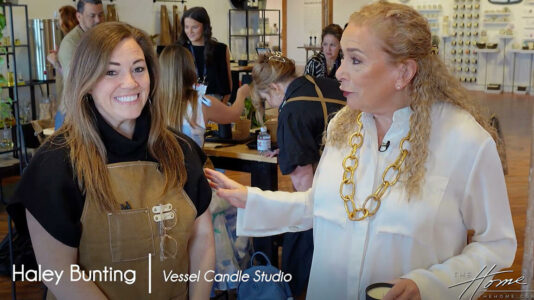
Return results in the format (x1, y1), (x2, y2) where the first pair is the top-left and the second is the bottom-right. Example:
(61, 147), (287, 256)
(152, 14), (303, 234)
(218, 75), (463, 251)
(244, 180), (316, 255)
(339, 112), (411, 221)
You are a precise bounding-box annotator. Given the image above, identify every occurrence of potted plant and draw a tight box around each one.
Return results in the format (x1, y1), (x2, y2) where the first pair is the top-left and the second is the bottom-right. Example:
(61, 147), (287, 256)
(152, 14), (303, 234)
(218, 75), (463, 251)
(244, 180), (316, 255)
(0, 97), (13, 149)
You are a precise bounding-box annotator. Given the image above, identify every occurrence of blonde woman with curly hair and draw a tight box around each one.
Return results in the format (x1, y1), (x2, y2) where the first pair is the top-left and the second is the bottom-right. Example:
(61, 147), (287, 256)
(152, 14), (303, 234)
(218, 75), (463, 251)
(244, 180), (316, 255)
(206, 1), (516, 299)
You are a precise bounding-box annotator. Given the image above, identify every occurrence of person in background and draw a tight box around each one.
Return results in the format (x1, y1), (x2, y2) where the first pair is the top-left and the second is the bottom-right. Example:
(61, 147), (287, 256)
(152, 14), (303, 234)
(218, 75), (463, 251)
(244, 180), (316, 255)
(158, 44), (245, 147)
(234, 52), (345, 298)
(205, 1), (516, 299)
(46, 5), (78, 124)
(304, 24), (343, 79)
(54, 0), (104, 129)
(11, 22), (214, 299)
(180, 7), (232, 103)
(47, 4), (79, 72)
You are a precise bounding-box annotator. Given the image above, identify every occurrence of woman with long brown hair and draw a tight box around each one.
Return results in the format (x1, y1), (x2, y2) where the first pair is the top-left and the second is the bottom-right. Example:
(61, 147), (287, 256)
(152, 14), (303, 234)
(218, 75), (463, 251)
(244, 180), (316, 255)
(12, 22), (214, 299)
(205, 1), (516, 299)
(158, 44), (245, 147)
(180, 7), (232, 103)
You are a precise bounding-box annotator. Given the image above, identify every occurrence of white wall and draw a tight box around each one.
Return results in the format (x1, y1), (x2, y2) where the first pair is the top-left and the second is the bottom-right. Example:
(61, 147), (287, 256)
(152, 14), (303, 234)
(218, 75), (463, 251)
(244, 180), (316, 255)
(286, 0), (369, 66)
(19, 0), (232, 45)
(333, 0), (369, 28)
(16, 0), (534, 93)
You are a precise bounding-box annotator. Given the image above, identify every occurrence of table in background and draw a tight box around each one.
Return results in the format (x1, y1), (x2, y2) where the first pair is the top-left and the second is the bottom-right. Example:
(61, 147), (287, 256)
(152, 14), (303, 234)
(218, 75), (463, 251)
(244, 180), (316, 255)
(204, 142), (277, 190)
(203, 142), (282, 265)
(297, 45), (321, 61)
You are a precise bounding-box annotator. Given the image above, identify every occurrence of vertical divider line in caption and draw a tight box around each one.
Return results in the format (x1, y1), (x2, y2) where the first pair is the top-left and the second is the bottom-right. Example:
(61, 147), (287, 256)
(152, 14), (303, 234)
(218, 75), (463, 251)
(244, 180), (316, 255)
(148, 253), (152, 294)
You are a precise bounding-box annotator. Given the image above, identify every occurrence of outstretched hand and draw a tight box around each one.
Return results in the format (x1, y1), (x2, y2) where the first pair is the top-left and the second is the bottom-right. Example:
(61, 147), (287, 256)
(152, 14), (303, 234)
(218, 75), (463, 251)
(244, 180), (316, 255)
(236, 84), (251, 100)
(382, 279), (421, 300)
(204, 168), (248, 208)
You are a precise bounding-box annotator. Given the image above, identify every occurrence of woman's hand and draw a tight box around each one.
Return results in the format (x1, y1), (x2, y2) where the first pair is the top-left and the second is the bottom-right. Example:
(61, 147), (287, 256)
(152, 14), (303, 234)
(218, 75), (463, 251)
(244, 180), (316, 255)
(236, 84), (251, 100)
(47, 50), (58, 67)
(382, 279), (421, 300)
(263, 148), (279, 158)
(204, 168), (248, 208)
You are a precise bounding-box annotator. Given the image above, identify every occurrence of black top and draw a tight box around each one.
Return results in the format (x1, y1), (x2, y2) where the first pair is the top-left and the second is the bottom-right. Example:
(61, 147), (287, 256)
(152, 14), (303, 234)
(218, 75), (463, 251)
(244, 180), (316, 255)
(11, 102), (211, 248)
(185, 41), (231, 96)
(277, 76), (345, 175)
(304, 51), (343, 79)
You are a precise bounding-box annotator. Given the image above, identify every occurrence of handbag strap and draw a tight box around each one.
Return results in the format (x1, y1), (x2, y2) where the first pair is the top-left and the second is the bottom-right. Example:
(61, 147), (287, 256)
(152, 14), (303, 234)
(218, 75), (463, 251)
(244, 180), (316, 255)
(249, 251), (272, 267)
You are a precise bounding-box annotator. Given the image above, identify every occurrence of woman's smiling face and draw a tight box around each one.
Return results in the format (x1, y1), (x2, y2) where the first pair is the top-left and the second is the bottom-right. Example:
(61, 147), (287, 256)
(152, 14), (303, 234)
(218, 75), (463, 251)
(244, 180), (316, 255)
(90, 37), (150, 130)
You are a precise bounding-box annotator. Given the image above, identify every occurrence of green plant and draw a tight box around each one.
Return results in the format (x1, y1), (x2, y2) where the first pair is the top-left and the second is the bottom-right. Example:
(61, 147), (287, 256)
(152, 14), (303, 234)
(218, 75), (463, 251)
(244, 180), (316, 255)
(0, 98), (12, 128)
(243, 97), (265, 128)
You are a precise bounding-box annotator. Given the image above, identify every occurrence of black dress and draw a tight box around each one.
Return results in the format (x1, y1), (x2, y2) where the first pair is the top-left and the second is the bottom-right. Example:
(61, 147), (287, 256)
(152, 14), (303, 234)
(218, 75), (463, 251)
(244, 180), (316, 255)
(185, 41), (231, 97)
(9, 101), (211, 248)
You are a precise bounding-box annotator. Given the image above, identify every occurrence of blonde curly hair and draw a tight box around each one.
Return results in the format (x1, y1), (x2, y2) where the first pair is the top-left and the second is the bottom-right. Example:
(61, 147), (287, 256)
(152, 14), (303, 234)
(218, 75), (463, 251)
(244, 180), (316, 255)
(328, 1), (500, 196)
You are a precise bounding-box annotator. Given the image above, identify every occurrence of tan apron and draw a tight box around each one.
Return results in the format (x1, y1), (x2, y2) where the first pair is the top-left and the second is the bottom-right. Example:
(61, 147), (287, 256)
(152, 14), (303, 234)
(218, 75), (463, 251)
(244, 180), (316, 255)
(47, 161), (197, 300)
(284, 75), (346, 133)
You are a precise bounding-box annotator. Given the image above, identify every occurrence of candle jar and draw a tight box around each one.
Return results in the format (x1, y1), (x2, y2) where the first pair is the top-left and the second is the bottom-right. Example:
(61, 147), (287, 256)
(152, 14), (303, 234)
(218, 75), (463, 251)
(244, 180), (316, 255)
(366, 283), (394, 300)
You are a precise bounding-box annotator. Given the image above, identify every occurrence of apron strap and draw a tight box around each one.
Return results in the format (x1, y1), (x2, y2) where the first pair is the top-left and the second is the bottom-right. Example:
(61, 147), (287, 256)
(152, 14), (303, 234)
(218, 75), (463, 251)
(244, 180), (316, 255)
(284, 75), (345, 132)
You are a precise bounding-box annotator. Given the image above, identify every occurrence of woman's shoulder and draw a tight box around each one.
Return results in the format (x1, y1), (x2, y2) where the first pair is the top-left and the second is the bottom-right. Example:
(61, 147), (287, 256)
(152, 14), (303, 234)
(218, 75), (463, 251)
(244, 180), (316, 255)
(431, 102), (493, 146)
(168, 128), (206, 163)
(212, 41), (228, 53)
(308, 52), (326, 64)
(30, 134), (71, 168)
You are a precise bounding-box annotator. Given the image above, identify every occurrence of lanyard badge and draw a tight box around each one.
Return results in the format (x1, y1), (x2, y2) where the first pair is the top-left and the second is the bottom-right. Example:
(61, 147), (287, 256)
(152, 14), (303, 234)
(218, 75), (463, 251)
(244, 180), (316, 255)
(194, 83), (208, 97)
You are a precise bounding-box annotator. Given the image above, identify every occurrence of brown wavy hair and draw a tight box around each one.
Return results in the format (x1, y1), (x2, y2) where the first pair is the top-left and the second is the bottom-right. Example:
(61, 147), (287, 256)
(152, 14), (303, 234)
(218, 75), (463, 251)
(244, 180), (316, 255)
(56, 22), (186, 211)
(179, 7), (217, 66)
(158, 45), (199, 130)
(59, 5), (79, 34)
(328, 1), (499, 196)
(250, 53), (296, 119)
(322, 23), (343, 43)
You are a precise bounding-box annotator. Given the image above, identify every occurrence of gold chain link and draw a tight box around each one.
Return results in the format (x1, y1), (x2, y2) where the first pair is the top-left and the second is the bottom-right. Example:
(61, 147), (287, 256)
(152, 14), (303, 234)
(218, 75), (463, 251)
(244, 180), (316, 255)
(339, 113), (411, 221)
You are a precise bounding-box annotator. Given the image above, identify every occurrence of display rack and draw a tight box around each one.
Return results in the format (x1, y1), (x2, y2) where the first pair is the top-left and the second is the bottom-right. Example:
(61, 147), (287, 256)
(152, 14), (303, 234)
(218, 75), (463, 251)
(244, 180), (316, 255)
(510, 49), (534, 94)
(476, 48), (501, 92)
(0, 3), (33, 300)
(228, 8), (280, 63)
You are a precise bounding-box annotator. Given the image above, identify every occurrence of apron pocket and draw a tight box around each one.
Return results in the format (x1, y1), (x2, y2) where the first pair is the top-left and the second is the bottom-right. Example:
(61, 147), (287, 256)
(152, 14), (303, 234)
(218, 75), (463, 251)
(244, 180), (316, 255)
(108, 208), (155, 262)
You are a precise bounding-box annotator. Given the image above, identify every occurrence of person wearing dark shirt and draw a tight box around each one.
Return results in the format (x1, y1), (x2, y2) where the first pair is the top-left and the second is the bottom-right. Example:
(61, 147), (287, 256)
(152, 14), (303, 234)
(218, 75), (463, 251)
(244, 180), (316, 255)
(304, 24), (343, 79)
(10, 22), (214, 300)
(233, 53), (345, 298)
(180, 7), (232, 103)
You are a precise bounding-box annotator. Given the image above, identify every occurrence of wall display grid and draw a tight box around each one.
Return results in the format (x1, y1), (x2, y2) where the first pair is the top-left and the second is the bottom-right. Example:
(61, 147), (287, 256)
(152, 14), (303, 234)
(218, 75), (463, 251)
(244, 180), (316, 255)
(404, 0), (534, 94)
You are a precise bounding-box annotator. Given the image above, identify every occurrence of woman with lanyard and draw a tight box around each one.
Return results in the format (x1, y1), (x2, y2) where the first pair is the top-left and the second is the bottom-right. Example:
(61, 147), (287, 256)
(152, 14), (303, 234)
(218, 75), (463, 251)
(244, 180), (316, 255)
(180, 7), (232, 103)
(233, 52), (345, 298)
(10, 22), (214, 299)
(205, 1), (516, 299)
(304, 24), (343, 79)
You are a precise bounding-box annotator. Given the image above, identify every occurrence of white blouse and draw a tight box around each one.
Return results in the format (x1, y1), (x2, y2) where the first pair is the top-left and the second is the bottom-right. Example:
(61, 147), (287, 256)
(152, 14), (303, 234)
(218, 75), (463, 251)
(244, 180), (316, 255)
(181, 95), (211, 147)
(237, 103), (516, 299)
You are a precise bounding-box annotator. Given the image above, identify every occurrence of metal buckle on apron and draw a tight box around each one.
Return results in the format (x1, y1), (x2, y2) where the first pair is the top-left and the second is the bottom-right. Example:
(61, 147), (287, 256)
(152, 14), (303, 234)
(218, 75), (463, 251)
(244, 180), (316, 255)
(152, 203), (172, 214)
(153, 211), (175, 222)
